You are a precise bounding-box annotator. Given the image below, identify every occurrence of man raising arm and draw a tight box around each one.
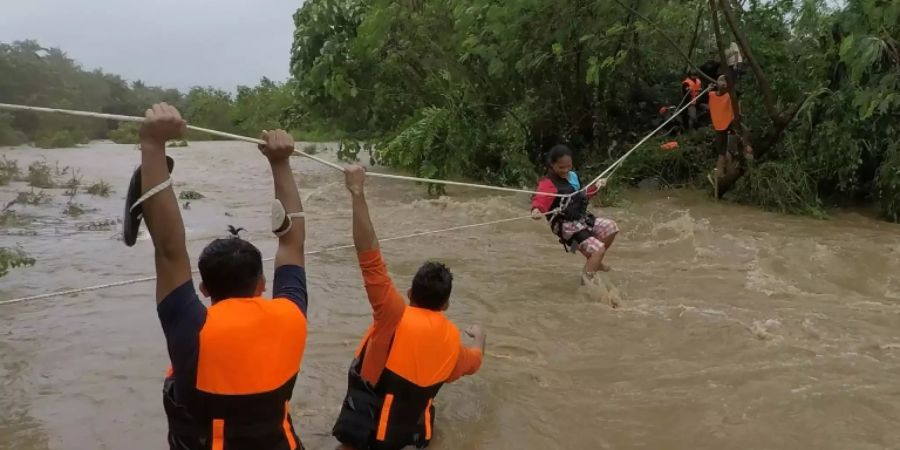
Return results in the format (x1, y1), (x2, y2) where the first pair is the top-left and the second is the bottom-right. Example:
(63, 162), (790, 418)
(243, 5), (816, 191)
(333, 166), (486, 450)
(138, 104), (310, 450)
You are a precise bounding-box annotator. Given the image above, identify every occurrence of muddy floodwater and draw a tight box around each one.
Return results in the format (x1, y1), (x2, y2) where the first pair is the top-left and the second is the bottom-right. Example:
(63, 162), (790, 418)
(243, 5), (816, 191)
(2, 141), (900, 450)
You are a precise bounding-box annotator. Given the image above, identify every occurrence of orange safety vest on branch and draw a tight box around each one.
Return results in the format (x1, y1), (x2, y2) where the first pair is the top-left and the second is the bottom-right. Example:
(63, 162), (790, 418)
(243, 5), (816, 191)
(164, 297), (308, 450)
(709, 91), (734, 131)
(334, 307), (462, 450)
(682, 77), (701, 104)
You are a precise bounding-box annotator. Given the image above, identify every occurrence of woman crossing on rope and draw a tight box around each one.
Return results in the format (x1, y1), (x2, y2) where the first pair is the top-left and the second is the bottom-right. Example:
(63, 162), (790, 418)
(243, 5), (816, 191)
(530, 144), (619, 277)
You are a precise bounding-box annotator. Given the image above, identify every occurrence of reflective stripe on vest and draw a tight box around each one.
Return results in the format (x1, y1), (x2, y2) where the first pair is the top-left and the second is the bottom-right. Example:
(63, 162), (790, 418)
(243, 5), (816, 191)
(709, 92), (734, 131)
(335, 307), (460, 449)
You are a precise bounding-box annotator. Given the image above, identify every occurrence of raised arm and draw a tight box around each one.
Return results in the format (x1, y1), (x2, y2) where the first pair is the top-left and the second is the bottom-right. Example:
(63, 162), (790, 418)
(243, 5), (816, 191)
(259, 130), (305, 269)
(344, 165), (404, 325)
(344, 165), (378, 252)
(140, 103), (191, 304)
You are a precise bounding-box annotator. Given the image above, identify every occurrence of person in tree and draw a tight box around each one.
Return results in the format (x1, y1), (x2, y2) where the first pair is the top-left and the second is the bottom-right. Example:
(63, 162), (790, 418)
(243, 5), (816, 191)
(708, 74), (738, 181)
(530, 144), (619, 277)
(331, 165), (486, 450)
(726, 41), (744, 81)
(682, 70), (704, 129)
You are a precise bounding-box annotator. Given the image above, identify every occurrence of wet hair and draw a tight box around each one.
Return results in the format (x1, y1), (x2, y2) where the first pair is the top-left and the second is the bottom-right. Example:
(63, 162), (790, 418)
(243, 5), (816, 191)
(410, 261), (453, 310)
(198, 228), (262, 301)
(547, 144), (573, 166)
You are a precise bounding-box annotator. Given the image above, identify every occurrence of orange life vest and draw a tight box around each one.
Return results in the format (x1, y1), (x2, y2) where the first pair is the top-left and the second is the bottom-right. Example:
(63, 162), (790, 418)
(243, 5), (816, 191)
(682, 77), (701, 104)
(709, 91), (734, 131)
(164, 297), (307, 450)
(333, 306), (461, 450)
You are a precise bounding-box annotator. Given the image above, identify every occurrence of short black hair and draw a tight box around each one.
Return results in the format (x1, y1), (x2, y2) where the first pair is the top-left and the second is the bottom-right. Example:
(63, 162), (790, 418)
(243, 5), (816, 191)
(410, 261), (453, 310)
(547, 144), (573, 165)
(198, 237), (263, 301)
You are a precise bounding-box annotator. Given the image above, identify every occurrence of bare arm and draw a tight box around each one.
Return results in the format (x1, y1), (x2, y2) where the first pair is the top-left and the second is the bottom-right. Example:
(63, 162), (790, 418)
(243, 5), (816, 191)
(139, 103), (191, 304)
(259, 130), (305, 268)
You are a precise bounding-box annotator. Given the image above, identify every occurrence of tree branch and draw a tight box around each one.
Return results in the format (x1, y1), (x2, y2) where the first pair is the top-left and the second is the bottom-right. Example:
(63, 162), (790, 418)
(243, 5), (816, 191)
(686, 4), (704, 69)
(610, 0), (717, 83)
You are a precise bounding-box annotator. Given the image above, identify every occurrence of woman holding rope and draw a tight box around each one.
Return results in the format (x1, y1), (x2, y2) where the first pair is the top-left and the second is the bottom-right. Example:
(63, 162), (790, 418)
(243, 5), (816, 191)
(531, 144), (618, 277)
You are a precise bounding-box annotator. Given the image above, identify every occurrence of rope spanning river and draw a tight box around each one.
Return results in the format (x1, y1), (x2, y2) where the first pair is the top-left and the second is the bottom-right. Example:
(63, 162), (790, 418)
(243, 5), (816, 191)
(2, 141), (900, 449)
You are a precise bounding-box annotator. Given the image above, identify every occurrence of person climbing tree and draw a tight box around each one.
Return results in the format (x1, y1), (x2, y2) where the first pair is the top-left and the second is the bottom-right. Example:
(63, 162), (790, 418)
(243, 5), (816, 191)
(708, 74), (738, 184)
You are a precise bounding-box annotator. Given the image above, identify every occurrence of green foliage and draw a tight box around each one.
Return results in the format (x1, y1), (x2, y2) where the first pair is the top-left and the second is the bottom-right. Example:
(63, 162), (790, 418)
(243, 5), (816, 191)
(233, 78), (296, 136)
(86, 180), (112, 197)
(63, 202), (87, 217)
(0, 211), (29, 227)
(63, 169), (82, 197)
(0, 112), (27, 146)
(302, 144), (318, 155)
(0, 247), (35, 278)
(179, 190), (205, 200)
(15, 189), (50, 205)
(182, 87), (237, 139)
(27, 160), (54, 188)
(1, 40), (294, 147)
(291, 124), (345, 142)
(34, 129), (89, 149)
(609, 132), (715, 188)
(108, 123), (140, 144)
(288, 0), (900, 221)
(876, 145), (900, 222)
(0, 156), (20, 185)
(731, 158), (826, 217)
(338, 140), (361, 162)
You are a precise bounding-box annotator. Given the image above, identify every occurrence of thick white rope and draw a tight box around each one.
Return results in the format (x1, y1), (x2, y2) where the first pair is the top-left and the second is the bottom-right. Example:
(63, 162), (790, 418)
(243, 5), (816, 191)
(0, 98), (698, 198)
(0, 96), (698, 306)
(0, 211), (552, 306)
(0, 103), (569, 198)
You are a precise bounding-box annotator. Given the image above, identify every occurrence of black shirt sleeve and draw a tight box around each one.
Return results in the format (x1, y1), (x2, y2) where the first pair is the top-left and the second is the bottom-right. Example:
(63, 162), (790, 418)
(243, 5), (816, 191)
(157, 281), (206, 395)
(273, 265), (308, 316)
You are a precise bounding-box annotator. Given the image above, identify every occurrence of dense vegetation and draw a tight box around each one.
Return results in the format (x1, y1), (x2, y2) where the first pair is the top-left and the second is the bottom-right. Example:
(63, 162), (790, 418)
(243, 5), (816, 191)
(0, 40), (302, 148)
(288, 0), (899, 221)
(2, 0), (898, 223)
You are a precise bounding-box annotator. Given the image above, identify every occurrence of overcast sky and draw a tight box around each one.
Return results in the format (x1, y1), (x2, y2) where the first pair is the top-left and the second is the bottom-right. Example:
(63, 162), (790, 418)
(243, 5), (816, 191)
(0, 0), (302, 91)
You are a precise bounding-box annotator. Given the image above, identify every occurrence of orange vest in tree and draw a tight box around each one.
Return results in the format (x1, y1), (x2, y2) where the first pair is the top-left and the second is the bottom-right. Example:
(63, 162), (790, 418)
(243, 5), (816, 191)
(682, 77), (701, 104)
(709, 91), (734, 131)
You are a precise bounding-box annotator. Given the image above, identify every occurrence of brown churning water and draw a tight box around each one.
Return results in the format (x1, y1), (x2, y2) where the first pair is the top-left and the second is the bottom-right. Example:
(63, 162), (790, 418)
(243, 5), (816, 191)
(2, 141), (900, 449)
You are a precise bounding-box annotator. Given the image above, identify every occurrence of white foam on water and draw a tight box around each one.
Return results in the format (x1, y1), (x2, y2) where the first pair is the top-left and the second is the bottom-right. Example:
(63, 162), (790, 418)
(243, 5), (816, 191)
(578, 272), (621, 308)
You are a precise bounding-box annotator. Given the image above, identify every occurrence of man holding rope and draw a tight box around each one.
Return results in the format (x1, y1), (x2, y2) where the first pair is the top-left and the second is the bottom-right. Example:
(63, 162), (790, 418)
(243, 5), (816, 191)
(135, 103), (309, 450)
(332, 165), (486, 450)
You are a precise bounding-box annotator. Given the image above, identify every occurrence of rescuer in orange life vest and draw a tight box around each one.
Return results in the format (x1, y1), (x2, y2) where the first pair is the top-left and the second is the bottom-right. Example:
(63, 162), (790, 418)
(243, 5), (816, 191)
(708, 74), (738, 179)
(681, 70), (703, 129)
(132, 103), (309, 450)
(332, 165), (487, 450)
